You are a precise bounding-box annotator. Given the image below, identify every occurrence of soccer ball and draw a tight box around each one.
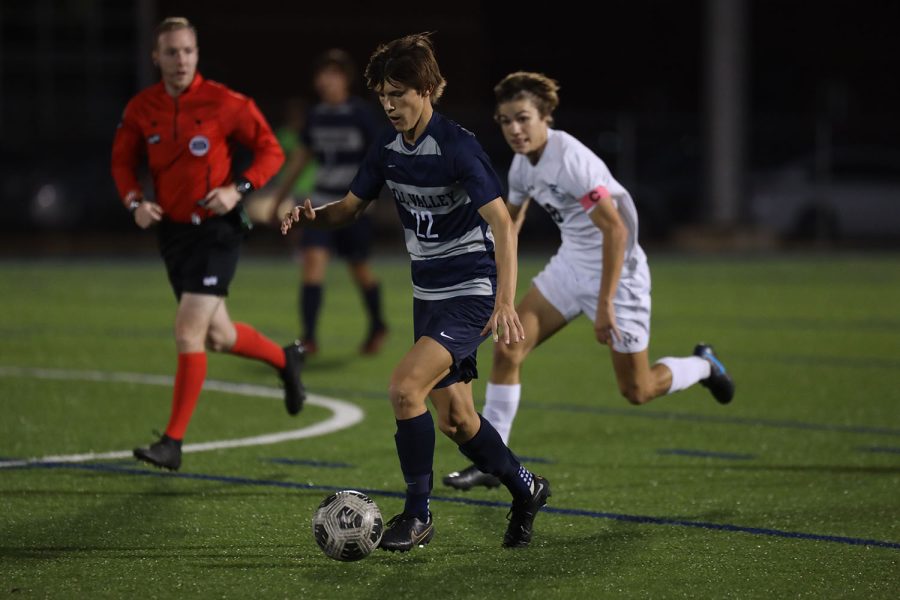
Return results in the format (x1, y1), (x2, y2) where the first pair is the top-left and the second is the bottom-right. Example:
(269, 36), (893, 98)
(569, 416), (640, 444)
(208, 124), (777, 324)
(312, 490), (384, 561)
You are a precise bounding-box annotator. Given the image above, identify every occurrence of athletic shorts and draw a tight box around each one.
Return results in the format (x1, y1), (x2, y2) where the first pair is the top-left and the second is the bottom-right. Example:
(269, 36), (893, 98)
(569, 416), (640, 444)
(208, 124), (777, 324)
(300, 186), (373, 262)
(413, 295), (494, 389)
(299, 215), (374, 262)
(157, 211), (245, 299)
(532, 252), (652, 354)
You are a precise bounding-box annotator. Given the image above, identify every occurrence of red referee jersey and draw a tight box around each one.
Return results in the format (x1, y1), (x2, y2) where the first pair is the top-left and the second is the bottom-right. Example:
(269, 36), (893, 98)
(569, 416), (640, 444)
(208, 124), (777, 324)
(111, 73), (284, 223)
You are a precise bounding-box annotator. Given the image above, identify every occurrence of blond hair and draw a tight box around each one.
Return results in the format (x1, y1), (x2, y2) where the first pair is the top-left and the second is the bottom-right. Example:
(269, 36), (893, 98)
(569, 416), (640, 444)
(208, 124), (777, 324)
(155, 17), (197, 46)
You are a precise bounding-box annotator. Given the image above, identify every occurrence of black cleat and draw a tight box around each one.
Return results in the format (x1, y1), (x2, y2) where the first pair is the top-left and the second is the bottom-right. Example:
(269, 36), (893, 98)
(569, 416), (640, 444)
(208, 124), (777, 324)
(379, 512), (434, 552)
(280, 341), (307, 415)
(694, 343), (735, 405)
(503, 475), (551, 548)
(133, 434), (182, 471)
(442, 464), (502, 491)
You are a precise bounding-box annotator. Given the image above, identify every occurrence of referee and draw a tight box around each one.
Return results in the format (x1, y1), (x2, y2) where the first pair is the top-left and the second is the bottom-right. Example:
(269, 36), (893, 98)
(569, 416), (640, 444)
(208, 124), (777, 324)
(111, 17), (304, 471)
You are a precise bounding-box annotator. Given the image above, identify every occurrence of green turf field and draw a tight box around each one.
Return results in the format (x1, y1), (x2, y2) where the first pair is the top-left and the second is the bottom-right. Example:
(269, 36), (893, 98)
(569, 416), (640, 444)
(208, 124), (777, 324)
(1, 254), (898, 598)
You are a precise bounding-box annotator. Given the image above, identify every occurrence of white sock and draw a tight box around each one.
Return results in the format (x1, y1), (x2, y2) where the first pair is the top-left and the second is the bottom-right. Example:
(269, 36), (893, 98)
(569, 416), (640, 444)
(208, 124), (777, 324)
(482, 382), (521, 445)
(655, 357), (711, 394)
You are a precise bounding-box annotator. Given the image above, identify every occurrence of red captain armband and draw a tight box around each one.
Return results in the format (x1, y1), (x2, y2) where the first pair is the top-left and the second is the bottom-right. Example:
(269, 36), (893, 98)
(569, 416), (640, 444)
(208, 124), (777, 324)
(579, 185), (611, 212)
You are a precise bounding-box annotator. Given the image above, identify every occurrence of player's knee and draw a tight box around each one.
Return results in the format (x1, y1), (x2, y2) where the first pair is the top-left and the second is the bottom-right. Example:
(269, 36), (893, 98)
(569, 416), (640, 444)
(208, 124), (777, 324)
(436, 414), (458, 439)
(388, 380), (424, 415)
(620, 384), (652, 406)
(493, 341), (525, 370)
(437, 407), (478, 443)
(204, 329), (230, 353)
(174, 329), (205, 353)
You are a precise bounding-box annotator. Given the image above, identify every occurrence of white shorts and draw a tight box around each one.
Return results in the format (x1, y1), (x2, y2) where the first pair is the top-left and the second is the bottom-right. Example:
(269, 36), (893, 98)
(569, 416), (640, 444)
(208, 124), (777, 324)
(532, 252), (651, 354)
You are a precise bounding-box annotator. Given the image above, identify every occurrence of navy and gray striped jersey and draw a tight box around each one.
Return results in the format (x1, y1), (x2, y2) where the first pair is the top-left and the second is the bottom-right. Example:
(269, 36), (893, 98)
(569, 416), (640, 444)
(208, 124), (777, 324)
(302, 97), (378, 200)
(350, 111), (502, 301)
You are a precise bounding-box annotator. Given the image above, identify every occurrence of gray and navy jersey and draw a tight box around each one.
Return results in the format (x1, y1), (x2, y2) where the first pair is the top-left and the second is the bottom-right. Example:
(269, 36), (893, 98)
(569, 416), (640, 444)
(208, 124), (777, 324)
(350, 111), (502, 301)
(302, 97), (378, 199)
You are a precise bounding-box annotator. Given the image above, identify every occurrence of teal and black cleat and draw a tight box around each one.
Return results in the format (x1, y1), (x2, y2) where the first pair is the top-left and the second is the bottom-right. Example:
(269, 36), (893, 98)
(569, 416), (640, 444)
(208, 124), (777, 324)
(694, 343), (735, 405)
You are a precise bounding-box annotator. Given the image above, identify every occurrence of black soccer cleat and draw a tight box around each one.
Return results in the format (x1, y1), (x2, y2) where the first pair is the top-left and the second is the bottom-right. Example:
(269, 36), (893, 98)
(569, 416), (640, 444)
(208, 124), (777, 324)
(280, 341), (307, 415)
(442, 464), (502, 491)
(133, 434), (182, 471)
(694, 343), (735, 405)
(503, 475), (551, 548)
(378, 512), (434, 552)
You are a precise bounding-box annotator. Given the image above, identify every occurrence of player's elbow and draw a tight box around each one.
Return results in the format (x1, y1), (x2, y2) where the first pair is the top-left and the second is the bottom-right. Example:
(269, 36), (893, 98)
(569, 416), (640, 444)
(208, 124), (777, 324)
(605, 220), (628, 242)
(494, 216), (515, 241)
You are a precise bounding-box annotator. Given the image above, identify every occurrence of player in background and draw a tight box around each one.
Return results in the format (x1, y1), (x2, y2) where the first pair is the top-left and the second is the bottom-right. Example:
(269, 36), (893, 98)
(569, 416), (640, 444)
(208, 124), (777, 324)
(273, 97), (319, 214)
(111, 17), (304, 471)
(444, 72), (735, 490)
(241, 99), (317, 234)
(272, 50), (388, 356)
(282, 34), (550, 550)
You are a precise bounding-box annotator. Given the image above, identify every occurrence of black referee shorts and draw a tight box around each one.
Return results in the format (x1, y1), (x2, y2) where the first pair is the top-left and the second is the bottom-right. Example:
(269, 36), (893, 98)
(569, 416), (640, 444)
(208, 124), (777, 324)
(157, 211), (245, 299)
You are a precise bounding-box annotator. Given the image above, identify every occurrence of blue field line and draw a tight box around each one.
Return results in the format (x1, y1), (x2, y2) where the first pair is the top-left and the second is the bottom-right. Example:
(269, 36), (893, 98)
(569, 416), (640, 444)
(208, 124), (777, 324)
(20, 460), (900, 552)
(856, 446), (900, 455)
(310, 386), (900, 438)
(527, 403), (900, 437)
(657, 448), (756, 460)
(264, 458), (354, 468)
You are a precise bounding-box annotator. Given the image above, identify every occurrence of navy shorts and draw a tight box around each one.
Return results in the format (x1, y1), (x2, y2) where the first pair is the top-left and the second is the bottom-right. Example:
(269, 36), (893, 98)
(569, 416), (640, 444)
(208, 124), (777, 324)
(300, 214), (374, 263)
(157, 211), (245, 299)
(413, 295), (493, 389)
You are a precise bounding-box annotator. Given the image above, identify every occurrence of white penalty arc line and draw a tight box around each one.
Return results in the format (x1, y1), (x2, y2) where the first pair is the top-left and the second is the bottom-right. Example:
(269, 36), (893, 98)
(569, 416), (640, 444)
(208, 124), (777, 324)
(0, 366), (364, 469)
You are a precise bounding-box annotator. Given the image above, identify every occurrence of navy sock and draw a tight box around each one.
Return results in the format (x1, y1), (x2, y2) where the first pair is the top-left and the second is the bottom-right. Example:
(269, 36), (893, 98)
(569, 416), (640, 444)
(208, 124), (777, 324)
(394, 411), (435, 519)
(361, 283), (385, 332)
(458, 414), (533, 501)
(300, 284), (323, 341)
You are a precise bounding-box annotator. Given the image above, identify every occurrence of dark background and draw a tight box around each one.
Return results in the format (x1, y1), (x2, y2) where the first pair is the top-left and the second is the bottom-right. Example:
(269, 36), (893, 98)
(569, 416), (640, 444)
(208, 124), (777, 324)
(1, 0), (898, 250)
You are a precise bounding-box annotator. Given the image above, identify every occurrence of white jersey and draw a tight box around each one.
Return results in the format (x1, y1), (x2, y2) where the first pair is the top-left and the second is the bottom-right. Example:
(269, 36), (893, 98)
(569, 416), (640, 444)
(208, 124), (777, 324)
(507, 128), (647, 273)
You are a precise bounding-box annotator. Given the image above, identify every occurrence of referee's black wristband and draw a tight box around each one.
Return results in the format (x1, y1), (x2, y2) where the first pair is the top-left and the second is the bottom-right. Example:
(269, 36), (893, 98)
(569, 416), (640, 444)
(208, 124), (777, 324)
(234, 177), (254, 198)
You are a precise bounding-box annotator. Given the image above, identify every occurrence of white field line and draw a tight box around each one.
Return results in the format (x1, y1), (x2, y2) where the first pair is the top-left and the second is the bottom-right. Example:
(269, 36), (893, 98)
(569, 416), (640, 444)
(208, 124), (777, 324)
(0, 366), (364, 469)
